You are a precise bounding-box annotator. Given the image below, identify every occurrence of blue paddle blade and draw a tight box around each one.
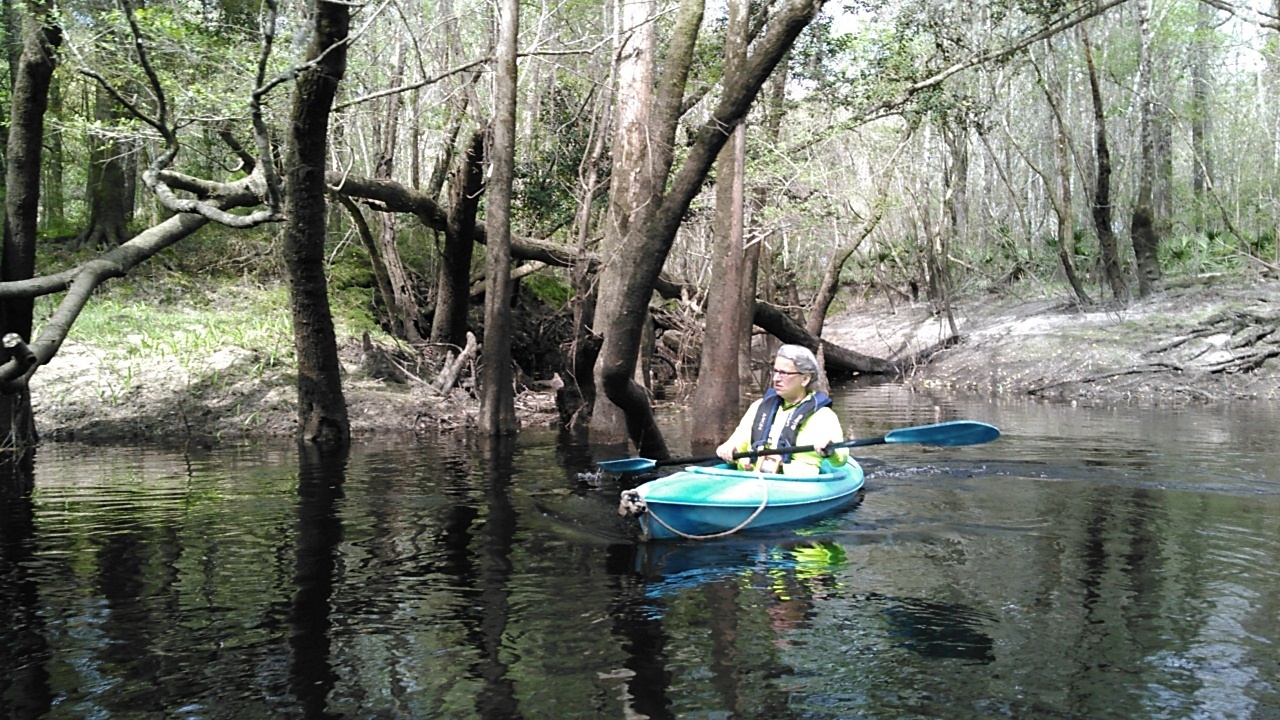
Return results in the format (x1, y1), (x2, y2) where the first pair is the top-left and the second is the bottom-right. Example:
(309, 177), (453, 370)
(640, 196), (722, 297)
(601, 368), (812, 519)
(597, 457), (660, 473)
(883, 420), (1000, 447)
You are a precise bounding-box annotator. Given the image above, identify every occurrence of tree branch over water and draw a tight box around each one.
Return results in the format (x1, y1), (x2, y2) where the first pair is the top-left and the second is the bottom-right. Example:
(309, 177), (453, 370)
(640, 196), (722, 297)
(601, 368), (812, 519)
(0, 182), (264, 389)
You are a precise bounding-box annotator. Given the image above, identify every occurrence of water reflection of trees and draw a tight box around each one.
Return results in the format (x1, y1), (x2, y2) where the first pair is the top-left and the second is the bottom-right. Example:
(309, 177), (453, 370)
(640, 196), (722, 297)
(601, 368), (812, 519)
(618, 536), (1002, 715)
(0, 454), (51, 718)
(288, 444), (347, 718)
(3, 438), (1280, 718)
(473, 435), (523, 719)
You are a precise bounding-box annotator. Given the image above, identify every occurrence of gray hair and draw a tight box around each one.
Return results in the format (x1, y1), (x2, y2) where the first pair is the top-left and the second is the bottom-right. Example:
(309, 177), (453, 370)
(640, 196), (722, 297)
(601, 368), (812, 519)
(775, 344), (820, 384)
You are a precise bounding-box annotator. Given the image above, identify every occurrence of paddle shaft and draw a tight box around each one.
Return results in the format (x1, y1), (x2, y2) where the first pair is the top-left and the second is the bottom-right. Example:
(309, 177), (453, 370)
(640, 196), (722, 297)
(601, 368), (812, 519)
(597, 420), (1000, 474)
(652, 434), (886, 469)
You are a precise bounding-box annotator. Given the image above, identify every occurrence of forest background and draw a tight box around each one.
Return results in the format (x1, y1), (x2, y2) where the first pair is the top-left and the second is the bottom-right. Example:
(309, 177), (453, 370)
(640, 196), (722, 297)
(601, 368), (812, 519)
(3, 0), (1280, 458)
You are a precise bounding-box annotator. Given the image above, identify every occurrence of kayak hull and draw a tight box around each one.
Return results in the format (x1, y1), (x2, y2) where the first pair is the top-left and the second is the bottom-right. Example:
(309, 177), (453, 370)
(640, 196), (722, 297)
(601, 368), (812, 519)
(628, 462), (865, 541)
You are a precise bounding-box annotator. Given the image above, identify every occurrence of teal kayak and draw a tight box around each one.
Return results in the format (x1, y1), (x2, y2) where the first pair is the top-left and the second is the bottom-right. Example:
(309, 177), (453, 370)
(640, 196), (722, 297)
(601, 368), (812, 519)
(619, 461), (865, 541)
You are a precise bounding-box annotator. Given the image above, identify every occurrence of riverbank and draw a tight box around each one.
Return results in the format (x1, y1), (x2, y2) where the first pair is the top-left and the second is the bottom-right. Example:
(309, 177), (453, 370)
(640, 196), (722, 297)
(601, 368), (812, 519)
(29, 273), (1280, 444)
(825, 272), (1280, 404)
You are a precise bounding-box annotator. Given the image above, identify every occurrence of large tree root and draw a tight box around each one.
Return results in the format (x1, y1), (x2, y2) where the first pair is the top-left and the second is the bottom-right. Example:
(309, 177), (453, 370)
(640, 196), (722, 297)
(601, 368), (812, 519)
(1149, 308), (1280, 375)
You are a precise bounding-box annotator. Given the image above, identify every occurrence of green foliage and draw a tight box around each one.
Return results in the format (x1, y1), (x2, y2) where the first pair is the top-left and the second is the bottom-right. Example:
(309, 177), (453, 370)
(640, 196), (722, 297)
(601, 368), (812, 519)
(521, 271), (573, 309)
(509, 281), (574, 381)
(329, 285), (383, 339)
(515, 77), (600, 239)
(1251, 229), (1276, 259)
(1159, 231), (1242, 275)
(325, 240), (378, 294)
(1071, 227), (1097, 267)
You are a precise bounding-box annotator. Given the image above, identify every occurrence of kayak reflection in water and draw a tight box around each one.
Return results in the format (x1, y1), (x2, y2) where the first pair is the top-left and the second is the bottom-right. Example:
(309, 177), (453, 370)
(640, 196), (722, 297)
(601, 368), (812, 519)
(715, 344), (850, 476)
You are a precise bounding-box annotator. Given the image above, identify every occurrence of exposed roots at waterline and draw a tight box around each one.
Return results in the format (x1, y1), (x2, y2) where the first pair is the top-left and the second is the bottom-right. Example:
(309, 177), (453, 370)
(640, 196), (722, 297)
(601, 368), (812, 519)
(1025, 308), (1280, 402)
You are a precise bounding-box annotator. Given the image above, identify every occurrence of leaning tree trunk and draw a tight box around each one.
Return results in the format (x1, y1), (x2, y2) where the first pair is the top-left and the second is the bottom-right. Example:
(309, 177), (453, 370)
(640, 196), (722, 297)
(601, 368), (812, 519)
(371, 49), (424, 343)
(806, 202), (885, 337)
(479, 0), (519, 436)
(1053, 109), (1092, 306)
(1033, 55), (1093, 307)
(334, 194), (399, 334)
(282, 0), (350, 446)
(1082, 27), (1127, 303)
(431, 128), (485, 349)
(1, 7), (60, 452)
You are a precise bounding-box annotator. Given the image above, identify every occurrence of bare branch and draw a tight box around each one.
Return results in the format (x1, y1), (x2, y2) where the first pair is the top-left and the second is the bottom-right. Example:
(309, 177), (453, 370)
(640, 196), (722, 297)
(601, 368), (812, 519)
(249, 0), (284, 207)
(788, 0), (1129, 154)
(1198, 0), (1280, 30)
(77, 0), (283, 227)
(120, 0), (168, 133)
(336, 54), (493, 109)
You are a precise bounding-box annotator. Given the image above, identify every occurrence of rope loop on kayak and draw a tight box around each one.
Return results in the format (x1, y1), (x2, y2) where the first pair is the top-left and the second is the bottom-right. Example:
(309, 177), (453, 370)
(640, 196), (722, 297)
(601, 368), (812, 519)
(619, 474), (770, 541)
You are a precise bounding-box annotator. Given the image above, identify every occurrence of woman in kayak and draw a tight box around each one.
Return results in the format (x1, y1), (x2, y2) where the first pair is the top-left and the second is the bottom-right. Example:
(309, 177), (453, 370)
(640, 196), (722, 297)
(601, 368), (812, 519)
(715, 344), (850, 475)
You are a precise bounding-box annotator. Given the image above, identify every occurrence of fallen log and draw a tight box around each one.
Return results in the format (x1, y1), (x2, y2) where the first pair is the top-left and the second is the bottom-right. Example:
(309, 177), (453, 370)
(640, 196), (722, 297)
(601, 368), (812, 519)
(751, 301), (902, 377)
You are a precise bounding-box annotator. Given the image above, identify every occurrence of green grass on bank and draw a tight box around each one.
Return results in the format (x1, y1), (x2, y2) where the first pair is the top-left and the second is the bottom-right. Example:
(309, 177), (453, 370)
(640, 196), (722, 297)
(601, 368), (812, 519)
(27, 247), (409, 429)
(52, 283), (297, 371)
(26, 218), (1273, 384)
(31, 227), (397, 371)
(26, 249), (411, 435)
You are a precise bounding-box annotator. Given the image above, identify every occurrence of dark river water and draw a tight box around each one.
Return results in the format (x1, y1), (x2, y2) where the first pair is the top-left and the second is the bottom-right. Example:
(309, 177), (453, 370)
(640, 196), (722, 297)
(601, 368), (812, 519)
(2, 384), (1279, 719)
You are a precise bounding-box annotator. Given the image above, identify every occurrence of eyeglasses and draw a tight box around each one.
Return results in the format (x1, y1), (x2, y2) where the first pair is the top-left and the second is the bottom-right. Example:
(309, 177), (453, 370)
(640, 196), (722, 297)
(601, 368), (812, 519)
(771, 368), (806, 378)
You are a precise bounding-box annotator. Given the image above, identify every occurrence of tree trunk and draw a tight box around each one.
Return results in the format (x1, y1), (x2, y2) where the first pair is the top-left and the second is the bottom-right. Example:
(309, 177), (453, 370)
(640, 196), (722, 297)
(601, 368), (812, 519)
(752, 301), (899, 376)
(559, 61), (614, 432)
(1082, 28), (1127, 303)
(1032, 54), (1093, 307)
(1054, 109), (1092, 306)
(690, 0), (748, 446)
(935, 124), (964, 335)
(1190, 3), (1213, 235)
(372, 48), (423, 343)
(282, 0), (350, 446)
(806, 203), (885, 336)
(334, 194), (398, 332)
(742, 60), (790, 388)
(479, 0), (519, 436)
(1, 6), (59, 451)
(431, 128), (485, 349)
(425, 0), (478, 202)
(590, 0), (664, 448)
(1130, 0), (1163, 297)
(41, 76), (63, 232)
(76, 84), (130, 248)
(592, 0), (818, 456)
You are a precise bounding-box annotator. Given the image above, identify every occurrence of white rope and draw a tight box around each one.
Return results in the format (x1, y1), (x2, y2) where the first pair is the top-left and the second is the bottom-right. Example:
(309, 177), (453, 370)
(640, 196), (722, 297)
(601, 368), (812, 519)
(620, 469), (771, 541)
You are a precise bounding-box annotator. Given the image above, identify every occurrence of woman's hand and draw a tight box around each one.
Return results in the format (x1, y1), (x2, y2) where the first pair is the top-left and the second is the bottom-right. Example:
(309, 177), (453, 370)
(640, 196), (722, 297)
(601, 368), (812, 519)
(715, 441), (737, 463)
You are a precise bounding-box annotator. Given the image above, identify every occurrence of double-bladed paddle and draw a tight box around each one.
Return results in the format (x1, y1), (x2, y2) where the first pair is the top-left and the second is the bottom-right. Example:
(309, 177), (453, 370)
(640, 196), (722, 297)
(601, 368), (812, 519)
(597, 420), (1001, 475)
